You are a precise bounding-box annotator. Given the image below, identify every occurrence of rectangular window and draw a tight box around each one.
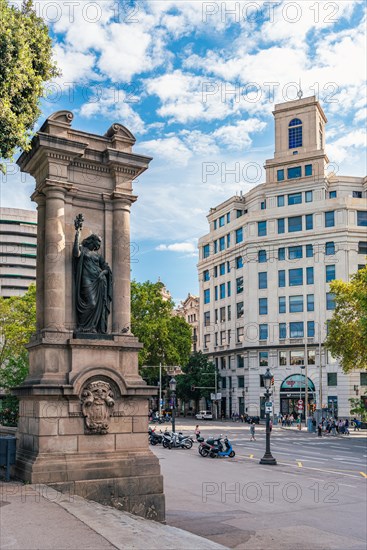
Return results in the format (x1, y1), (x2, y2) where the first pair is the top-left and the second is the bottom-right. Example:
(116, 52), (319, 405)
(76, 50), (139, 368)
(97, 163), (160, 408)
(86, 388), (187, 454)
(307, 266), (314, 284)
(214, 240), (218, 254)
(327, 373), (337, 387)
(289, 295), (303, 313)
(214, 266), (218, 278)
(279, 351), (287, 365)
(358, 241), (367, 254)
(258, 272), (267, 289)
(261, 201), (266, 210)
(220, 307), (226, 323)
(236, 276), (243, 294)
(278, 247), (285, 261)
(325, 211), (335, 227)
(306, 244), (313, 257)
(279, 296), (286, 314)
(204, 334), (210, 348)
(290, 322), (304, 338)
(236, 256), (243, 268)
(236, 210), (242, 218)
(306, 214), (313, 230)
(329, 191), (337, 199)
(228, 305), (231, 321)
(226, 212), (231, 223)
(305, 164), (312, 176)
(288, 192), (302, 205)
(258, 221), (267, 236)
(236, 326), (244, 343)
(236, 301), (244, 319)
(221, 376), (226, 388)
(307, 294), (314, 312)
(353, 191), (362, 198)
(259, 351), (268, 366)
(259, 297), (268, 315)
(258, 250), (267, 263)
(305, 190), (313, 202)
(325, 241), (335, 255)
(278, 218), (285, 233)
(227, 281), (231, 297)
(220, 283), (225, 299)
(219, 263), (225, 276)
(278, 270), (286, 287)
(326, 265), (336, 282)
(227, 233), (231, 248)
(238, 375), (245, 388)
(219, 236), (225, 251)
(326, 292), (335, 310)
(219, 215), (225, 227)
(307, 321), (315, 338)
(204, 289), (210, 304)
(279, 323), (287, 339)
(308, 350), (316, 364)
(277, 195), (285, 207)
(215, 286), (218, 301)
(204, 311), (210, 326)
(289, 268), (303, 286)
(290, 350), (304, 365)
(277, 169), (285, 182)
(214, 220), (217, 230)
(259, 324), (268, 340)
(227, 261), (231, 273)
(288, 216), (303, 232)
(215, 309), (218, 323)
(357, 211), (367, 226)
(203, 244), (210, 259)
(287, 166), (302, 179)
(237, 355), (244, 369)
(288, 246), (303, 260)
(236, 228), (243, 243)
(360, 372), (367, 386)
(203, 270), (210, 281)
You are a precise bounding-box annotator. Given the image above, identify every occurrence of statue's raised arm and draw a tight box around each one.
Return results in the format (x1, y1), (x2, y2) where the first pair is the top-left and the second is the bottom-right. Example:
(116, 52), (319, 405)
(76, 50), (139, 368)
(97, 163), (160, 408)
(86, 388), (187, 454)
(73, 213), (84, 258)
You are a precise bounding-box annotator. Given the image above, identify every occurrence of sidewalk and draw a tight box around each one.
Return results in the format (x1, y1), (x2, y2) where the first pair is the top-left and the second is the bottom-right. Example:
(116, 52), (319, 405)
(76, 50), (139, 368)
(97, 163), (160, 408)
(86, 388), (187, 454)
(0, 482), (227, 550)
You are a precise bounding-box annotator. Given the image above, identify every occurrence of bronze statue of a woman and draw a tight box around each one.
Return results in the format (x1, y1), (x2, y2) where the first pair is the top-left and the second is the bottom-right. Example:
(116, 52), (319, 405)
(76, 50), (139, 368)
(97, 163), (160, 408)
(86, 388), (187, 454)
(73, 214), (112, 333)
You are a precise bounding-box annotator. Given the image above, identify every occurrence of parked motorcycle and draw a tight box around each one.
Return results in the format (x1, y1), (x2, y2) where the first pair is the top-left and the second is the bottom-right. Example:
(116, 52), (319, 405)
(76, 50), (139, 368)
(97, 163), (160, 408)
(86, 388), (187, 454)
(198, 435), (223, 457)
(148, 427), (164, 445)
(209, 436), (235, 458)
(163, 431), (193, 449)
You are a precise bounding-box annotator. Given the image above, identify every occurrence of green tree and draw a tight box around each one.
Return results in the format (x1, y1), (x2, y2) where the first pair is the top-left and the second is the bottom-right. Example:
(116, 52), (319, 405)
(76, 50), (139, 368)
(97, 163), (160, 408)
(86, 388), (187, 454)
(131, 280), (192, 385)
(0, 0), (59, 167)
(349, 395), (367, 422)
(0, 284), (36, 389)
(325, 266), (367, 373)
(176, 352), (217, 412)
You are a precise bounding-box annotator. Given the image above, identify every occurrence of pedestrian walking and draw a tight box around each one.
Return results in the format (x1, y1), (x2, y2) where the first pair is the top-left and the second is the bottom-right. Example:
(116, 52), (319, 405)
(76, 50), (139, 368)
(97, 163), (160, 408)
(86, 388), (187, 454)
(250, 421), (256, 441)
(344, 419), (350, 435)
(195, 425), (201, 440)
(317, 422), (322, 437)
(353, 417), (360, 431)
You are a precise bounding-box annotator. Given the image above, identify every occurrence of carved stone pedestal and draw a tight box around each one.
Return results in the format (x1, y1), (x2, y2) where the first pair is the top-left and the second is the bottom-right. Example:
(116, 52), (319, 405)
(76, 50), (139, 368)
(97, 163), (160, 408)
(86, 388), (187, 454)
(14, 111), (165, 521)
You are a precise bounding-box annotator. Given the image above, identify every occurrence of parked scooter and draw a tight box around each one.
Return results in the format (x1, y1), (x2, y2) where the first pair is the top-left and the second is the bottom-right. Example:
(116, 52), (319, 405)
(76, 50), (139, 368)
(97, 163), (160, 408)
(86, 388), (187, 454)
(209, 436), (235, 458)
(148, 427), (164, 445)
(198, 435), (223, 457)
(163, 431), (193, 449)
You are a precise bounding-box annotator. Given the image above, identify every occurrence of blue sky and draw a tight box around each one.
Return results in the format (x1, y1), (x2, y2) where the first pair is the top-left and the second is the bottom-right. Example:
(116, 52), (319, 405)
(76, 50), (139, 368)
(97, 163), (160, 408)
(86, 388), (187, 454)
(1, 0), (366, 304)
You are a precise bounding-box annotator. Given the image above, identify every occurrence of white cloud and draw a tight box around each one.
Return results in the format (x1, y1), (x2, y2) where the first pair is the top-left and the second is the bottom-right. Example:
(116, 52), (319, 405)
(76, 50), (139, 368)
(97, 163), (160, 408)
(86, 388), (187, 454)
(327, 129), (367, 163)
(156, 241), (197, 253)
(212, 119), (267, 150)
(138, 136), (192, 166)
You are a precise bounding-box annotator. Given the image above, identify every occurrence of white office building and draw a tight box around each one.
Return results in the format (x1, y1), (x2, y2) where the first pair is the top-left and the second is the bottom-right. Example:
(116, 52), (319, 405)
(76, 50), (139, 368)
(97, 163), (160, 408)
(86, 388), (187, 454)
(198, 95), (367, 419)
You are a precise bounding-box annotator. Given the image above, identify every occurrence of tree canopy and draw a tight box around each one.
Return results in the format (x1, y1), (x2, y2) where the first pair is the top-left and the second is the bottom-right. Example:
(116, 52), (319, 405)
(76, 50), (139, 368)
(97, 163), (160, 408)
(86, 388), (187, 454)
(0, 0), (58, 165)
(325, 265), (367, 373)
(176, 352), (217, 407)
(131, 280), (192, 385)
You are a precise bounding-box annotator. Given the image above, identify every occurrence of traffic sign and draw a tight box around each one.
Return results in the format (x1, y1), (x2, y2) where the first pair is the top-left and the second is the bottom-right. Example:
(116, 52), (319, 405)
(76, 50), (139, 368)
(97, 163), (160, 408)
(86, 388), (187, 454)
(265, 401), (273, 413)
(298, 399), (303, 405)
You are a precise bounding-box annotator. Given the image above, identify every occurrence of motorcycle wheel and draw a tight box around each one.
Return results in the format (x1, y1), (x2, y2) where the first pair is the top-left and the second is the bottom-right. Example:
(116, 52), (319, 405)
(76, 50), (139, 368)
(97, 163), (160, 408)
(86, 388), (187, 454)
(150, 439), (158, 446)
(200, 448), (209, 457)
(209, 451), (217, 458)
(162, 440), (169, 448)
(229, 451), (235, 458)
(184, 439), (193, 449)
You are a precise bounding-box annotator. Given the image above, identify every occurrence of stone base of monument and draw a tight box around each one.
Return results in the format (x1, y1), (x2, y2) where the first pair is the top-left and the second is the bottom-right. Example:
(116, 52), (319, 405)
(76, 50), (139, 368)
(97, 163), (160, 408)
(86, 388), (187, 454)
(13, 334), (165, 522)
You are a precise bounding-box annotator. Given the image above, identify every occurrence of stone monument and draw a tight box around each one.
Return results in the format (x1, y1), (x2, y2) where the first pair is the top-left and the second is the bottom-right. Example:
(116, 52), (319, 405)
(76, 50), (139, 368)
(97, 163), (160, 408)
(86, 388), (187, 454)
(14, 111), (165, 521)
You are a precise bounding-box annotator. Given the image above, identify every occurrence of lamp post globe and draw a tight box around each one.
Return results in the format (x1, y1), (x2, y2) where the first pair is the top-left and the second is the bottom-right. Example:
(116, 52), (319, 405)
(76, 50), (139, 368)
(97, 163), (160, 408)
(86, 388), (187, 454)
(259, 368), (277, 466)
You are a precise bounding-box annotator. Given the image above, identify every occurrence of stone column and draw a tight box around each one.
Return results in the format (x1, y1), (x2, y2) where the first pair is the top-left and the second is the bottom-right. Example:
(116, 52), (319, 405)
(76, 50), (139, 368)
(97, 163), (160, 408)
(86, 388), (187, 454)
(43, 183), (67, 331)
(32, 191), (46, 332)
(112, 193), (136, 333)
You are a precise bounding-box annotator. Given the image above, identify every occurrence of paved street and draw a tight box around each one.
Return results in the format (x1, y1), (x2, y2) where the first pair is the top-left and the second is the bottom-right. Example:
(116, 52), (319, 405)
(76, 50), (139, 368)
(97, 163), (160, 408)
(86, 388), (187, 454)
(151, 419), (367, 549)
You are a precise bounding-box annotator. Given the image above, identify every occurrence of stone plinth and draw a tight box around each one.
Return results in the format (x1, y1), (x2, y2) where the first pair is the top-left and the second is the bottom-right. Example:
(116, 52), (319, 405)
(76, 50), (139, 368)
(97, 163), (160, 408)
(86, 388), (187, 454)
(14, 112), (164, 521)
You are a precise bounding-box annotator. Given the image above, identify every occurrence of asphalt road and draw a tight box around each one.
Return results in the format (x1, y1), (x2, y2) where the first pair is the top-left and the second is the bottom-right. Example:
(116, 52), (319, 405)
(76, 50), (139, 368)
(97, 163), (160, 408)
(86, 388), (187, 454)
(151, 420), (367, 550)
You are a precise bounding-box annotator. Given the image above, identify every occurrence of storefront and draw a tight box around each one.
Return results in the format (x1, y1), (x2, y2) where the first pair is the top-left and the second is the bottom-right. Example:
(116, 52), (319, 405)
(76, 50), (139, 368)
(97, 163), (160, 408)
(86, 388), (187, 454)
(280, 374), (315, 418)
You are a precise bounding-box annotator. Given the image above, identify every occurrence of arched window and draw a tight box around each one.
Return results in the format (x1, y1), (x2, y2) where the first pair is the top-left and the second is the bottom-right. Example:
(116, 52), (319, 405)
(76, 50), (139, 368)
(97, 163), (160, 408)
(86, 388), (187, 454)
(288, 118), (302, 149)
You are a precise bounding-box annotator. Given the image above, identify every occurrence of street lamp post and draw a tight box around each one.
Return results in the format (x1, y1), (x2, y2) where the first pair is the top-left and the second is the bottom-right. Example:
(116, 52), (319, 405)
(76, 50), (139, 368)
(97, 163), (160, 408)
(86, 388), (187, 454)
(169, 377), (177, 433)
(259, 368), (277, 466)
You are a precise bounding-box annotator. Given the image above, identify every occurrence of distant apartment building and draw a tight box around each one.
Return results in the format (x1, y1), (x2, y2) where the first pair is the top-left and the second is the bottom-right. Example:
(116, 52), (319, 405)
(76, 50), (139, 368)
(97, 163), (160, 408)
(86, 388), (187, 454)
(198, 95), (367, 419)
(175, 293), (200, 352)
(0, 208), (37, 298)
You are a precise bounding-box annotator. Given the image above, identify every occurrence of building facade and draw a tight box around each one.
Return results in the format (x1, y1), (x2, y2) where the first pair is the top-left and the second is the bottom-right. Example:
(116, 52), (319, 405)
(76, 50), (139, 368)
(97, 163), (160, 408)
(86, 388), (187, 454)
(174, 293), (200, 352)
(198, 96), (367, 419)
(0, 208), (37, 298)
